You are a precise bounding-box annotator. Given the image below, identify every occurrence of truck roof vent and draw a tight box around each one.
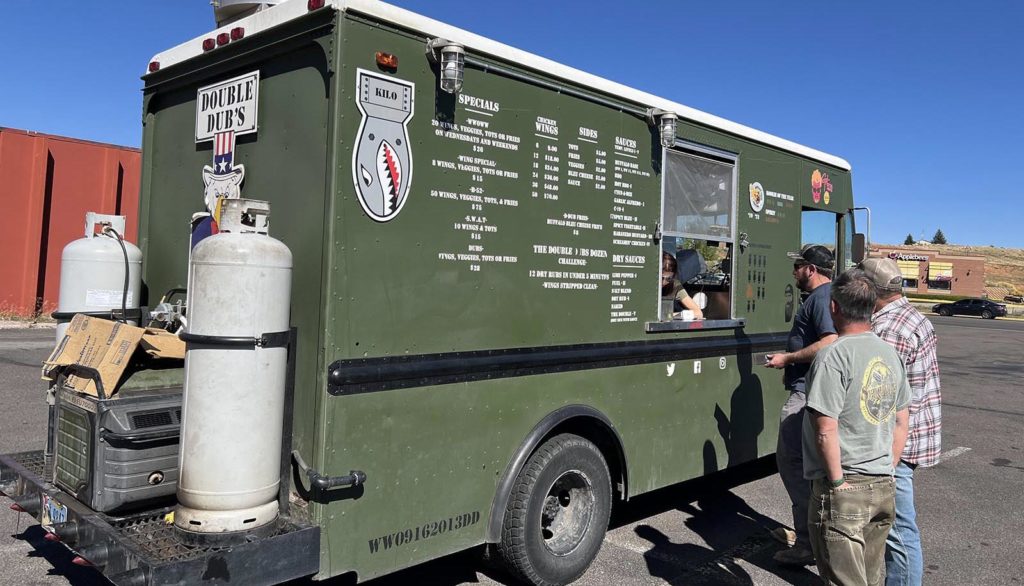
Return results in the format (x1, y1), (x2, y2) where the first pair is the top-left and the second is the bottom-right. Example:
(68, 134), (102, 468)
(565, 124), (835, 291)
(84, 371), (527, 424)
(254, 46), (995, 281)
(212, 0), (284, 27)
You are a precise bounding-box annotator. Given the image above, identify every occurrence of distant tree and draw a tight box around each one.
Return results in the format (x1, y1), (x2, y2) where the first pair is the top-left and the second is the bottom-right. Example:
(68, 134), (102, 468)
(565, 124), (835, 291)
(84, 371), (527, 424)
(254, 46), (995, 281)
(904, 233), (915, 245)
(932, 229), (948, 245)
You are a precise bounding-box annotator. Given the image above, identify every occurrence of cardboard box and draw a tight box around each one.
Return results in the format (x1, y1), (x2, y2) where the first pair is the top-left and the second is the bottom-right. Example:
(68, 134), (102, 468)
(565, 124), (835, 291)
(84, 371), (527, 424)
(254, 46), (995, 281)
(43, 315), (146, 397)
(140, 328), (186, 359)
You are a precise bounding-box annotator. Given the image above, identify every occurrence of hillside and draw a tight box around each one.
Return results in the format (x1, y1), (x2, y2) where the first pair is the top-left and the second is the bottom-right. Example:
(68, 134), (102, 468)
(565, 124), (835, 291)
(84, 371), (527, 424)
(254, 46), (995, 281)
(879, 242), (1024, 297)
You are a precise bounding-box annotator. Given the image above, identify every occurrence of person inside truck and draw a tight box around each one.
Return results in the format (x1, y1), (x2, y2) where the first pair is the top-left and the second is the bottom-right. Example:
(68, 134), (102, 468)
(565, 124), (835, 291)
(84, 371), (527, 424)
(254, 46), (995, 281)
(662, 252), (704, 319)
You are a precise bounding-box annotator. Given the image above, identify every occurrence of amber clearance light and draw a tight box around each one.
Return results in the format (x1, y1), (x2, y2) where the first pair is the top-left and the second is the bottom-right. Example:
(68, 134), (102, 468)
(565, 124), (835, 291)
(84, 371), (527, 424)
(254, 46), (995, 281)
(376, 52), (398, 70)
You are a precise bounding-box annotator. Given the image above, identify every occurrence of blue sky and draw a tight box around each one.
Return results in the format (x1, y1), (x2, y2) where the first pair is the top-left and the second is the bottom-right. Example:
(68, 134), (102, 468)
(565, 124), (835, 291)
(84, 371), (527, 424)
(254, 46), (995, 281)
(3, 1), (1021, 247)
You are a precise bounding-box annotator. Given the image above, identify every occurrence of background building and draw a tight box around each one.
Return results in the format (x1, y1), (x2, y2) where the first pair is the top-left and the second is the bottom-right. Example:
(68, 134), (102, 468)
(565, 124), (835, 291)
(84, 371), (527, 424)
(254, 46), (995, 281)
(0, 128), (141, 317)
(872, 246), (985, 297)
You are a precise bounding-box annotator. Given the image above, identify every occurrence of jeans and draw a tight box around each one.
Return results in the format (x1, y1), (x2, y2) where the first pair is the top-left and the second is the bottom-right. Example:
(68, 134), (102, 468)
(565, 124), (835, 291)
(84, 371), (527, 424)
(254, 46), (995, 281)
(809, 474), (896, 586)
(885, 461), (923, 585)
(776, 390), (810, 546)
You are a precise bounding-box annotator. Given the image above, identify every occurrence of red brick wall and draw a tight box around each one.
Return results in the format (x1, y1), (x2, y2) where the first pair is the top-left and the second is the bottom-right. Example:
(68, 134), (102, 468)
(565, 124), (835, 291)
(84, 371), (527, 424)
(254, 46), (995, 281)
(873, 248), (986, 297)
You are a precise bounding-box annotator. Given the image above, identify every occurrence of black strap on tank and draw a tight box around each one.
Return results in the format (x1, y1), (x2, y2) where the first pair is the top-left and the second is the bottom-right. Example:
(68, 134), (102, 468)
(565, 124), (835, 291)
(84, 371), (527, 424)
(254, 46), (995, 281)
(51, 308), (143, 321)
(179, 330), (291, 349)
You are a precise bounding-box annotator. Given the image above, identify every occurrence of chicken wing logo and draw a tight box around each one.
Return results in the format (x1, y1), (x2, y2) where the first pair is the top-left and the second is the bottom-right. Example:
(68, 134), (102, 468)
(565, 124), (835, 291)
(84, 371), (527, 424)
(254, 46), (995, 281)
(749, 182), (765, 212)
(353, 69), (414, 222)
(811, 169), (833, 205)
(860, 357), (899, 425)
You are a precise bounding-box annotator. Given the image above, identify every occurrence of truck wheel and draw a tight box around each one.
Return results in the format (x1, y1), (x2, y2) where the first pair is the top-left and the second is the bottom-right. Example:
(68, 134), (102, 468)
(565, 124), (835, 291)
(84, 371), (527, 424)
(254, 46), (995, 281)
(499, 434), (611, 586)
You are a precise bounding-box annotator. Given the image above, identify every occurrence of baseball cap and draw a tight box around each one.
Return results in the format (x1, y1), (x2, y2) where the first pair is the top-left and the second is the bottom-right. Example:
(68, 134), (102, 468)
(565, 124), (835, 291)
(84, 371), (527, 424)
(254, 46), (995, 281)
(858, 258), (904, 292)
(787, 244), (835, 271)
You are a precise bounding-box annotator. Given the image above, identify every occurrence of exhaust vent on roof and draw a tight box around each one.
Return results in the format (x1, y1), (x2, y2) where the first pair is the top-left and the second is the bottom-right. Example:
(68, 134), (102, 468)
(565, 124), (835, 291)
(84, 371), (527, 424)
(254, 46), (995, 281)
(212, 0), (284, 27)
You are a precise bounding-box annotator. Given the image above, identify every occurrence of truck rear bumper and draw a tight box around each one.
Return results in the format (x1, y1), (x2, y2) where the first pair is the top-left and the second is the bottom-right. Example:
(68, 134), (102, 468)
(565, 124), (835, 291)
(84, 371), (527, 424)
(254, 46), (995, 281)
(2, 450), (320, 586)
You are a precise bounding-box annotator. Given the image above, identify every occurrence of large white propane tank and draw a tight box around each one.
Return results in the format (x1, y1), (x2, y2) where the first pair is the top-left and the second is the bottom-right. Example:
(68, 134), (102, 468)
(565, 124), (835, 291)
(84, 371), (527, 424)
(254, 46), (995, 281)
(55, 213), (142, 342)
(174, 199), (292, 538)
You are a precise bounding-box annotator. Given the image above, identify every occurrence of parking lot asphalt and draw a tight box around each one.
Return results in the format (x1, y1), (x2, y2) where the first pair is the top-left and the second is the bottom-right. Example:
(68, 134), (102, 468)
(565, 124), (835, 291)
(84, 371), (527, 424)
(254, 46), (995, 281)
(2, 315), (1022, 585)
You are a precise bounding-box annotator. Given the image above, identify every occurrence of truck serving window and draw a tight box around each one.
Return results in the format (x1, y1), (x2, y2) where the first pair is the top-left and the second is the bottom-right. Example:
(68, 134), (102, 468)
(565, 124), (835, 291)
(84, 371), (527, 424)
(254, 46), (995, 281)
(658, 146), (736, 324)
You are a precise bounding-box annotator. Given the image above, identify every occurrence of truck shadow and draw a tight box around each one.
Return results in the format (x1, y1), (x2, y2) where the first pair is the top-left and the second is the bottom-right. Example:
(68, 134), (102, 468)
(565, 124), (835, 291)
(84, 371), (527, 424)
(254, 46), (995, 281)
(9, 461), (811, 586)
(320, 459), (816, 586)
(8, 523), (112, 585)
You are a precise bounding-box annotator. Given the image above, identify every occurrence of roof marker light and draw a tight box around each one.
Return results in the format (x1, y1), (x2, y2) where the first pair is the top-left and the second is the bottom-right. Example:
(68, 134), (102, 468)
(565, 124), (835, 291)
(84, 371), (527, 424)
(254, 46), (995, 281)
(308, 0), (326, 10)
(217, 33), (230, 47)
(148, 61), (160, 73)
(202, 38), (216, 52)
(231, 27), (245, 41)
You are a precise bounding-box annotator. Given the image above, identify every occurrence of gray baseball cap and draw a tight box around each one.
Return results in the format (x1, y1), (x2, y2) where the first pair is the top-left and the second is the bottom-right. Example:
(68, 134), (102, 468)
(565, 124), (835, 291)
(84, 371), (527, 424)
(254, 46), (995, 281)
(859, 258), (904, 292)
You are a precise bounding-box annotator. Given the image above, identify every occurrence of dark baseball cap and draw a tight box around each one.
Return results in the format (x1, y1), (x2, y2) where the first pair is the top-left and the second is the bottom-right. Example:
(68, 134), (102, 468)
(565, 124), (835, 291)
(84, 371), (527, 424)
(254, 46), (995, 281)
(787, 244), (835, 271)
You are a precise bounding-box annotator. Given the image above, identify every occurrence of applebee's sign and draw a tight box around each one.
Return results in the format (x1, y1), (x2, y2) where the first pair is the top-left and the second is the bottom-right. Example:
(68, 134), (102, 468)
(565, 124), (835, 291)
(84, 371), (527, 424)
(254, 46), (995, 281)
(888, 252), (928, 262)
(195, 71), (259, 143)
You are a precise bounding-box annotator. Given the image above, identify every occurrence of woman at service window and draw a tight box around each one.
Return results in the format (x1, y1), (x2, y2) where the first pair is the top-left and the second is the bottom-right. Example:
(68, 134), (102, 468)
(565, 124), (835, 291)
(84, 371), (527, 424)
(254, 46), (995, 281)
(662, 252), (704, 320)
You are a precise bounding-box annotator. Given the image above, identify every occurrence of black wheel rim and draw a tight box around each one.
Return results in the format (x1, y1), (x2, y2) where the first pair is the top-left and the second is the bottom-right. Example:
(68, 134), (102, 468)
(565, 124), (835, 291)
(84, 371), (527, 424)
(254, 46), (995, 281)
(539, 469), (595, 556)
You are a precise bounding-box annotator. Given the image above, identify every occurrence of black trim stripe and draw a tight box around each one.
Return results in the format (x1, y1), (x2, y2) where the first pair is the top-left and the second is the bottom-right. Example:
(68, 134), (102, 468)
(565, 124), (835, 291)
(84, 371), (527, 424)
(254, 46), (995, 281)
(328, 332), (788, 395)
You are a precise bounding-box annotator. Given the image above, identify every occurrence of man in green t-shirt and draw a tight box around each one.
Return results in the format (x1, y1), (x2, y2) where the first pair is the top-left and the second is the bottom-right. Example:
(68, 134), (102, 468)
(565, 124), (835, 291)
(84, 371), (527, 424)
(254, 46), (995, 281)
(802, 269), (910, 585)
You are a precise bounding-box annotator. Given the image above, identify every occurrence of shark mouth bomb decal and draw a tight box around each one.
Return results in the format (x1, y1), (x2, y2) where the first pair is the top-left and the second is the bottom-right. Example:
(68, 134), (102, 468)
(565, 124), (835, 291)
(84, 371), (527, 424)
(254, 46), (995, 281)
(353, 69), (415, 222)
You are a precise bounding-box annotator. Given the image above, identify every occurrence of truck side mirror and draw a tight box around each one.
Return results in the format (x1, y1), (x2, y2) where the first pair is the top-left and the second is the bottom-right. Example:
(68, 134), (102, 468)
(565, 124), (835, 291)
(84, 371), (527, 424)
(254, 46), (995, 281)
(852, 233), (866, 263)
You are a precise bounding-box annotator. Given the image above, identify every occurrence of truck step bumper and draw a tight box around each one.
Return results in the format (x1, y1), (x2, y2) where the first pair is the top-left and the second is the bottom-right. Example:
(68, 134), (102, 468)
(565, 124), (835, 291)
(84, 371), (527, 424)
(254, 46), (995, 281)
(2, 450), (320, 586)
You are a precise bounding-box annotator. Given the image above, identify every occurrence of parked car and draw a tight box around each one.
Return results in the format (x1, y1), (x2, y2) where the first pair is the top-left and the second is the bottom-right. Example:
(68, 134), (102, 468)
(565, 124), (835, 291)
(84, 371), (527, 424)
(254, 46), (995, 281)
(932, 298), (1007, 319)
(1004, 294), (1023, 304)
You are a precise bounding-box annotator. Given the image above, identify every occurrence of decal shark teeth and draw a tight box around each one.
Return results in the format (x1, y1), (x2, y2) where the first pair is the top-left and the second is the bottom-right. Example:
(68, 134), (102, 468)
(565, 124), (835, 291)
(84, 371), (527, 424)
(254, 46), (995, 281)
(377, 140), (402, 213)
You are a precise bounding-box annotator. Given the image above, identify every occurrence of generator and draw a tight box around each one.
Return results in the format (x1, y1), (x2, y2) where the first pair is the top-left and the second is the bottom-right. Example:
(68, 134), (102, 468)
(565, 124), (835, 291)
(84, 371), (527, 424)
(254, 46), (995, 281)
(50, 378), (182, 514)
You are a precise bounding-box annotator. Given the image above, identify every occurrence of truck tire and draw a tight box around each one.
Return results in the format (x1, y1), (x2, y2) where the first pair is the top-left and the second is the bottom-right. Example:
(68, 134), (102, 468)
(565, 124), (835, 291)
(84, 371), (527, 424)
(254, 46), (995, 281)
(498, 434), (611, 586)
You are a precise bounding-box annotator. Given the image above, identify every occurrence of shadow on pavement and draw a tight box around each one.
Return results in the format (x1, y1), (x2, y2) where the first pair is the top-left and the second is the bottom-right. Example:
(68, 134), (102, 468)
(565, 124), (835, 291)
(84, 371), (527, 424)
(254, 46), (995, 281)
(9, 522), (111, 585)
(613, 460), (819, 585)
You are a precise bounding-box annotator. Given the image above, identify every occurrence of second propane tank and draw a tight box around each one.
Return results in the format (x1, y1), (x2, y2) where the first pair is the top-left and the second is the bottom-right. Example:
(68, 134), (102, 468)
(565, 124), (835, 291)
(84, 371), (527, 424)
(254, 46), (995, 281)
(55, 213), (141, 341)
(175, 199), (292, 538)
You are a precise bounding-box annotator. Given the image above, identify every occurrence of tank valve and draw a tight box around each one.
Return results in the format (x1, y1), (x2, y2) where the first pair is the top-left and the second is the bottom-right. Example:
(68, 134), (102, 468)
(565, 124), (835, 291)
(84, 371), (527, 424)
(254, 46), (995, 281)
(292, 451), (366, 491)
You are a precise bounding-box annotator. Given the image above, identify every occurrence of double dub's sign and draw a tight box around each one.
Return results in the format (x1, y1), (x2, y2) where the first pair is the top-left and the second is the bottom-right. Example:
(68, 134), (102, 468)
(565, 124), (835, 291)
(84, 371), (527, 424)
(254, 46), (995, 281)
(195, 71), (260, 143)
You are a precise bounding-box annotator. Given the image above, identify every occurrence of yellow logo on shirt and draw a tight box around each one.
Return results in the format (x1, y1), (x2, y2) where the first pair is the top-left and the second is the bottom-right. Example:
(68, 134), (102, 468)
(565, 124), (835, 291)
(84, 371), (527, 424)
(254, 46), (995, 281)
(860, 357), (899, 425)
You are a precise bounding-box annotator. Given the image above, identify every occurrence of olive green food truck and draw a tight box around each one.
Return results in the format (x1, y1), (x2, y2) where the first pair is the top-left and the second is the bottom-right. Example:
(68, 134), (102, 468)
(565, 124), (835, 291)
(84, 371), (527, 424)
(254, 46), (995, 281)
(1, 1), (866, 584)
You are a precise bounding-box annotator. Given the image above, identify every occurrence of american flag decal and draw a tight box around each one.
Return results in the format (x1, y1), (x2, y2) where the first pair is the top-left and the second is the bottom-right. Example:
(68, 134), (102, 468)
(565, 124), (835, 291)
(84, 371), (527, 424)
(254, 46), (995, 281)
(213, 131), (235, 173)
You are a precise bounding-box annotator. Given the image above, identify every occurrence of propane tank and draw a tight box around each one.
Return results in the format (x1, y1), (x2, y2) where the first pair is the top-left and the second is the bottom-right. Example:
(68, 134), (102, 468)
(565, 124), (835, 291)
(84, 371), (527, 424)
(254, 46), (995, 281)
(175, 199), (292, 539)
(55, 213), (142, 341)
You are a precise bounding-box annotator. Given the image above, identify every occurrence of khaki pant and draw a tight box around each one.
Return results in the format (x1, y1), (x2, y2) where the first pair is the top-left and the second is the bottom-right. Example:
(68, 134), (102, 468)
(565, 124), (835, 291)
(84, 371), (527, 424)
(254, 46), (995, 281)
(809, 474), (896, 586)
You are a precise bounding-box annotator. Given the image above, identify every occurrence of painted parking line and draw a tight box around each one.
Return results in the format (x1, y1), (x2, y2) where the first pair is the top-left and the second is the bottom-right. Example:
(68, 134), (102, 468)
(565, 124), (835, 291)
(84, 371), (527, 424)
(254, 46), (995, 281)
(939, 446), (972, 463)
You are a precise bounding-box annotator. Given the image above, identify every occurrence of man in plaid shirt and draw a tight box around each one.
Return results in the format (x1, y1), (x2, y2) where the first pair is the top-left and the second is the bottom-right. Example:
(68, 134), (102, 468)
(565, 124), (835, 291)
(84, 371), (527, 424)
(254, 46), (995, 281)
(860, 258), (942, 586)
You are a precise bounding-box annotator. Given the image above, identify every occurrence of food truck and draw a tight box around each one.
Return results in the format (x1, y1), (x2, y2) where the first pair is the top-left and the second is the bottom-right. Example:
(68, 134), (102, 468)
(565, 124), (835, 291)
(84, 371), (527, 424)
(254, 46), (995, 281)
(1, 0), (864, 584)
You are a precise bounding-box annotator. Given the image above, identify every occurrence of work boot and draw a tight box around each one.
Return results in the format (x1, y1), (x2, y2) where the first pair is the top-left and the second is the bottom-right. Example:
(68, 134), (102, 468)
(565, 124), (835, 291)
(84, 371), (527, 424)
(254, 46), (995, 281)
(773, 546), (815, 567)
(769, 527), (796, 547)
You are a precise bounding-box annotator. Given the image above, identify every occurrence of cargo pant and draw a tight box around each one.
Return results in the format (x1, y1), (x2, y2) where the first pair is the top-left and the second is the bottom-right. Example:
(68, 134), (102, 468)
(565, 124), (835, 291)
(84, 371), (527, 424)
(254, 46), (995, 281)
(809, 474), (896, 586)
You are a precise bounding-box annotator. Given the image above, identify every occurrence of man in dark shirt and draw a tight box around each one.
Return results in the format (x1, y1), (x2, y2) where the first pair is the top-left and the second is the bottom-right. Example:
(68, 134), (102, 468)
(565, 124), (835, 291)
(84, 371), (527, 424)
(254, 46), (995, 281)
(765, 244), (838, 565)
